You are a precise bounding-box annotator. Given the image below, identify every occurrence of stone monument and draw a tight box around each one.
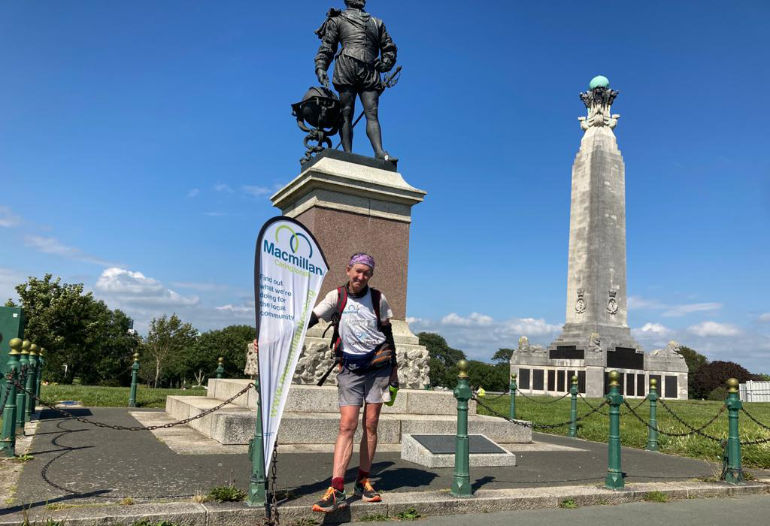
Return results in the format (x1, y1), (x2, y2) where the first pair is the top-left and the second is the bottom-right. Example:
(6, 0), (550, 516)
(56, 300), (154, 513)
(273, 1), (429, 388)
(511, 76), (687, 399)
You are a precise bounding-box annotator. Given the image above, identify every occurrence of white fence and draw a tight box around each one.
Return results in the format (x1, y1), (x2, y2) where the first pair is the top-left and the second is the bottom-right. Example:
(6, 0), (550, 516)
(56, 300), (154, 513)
(739, 380), (770, 402)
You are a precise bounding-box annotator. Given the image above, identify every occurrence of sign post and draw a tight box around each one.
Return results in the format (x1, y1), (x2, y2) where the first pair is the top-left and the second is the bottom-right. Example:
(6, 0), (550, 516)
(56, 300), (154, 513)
(249, 217), (328, 510)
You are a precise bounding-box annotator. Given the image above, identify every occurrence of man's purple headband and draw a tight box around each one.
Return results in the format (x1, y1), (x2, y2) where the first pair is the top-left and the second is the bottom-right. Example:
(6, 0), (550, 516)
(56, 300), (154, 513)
(349, 253), (375, 270)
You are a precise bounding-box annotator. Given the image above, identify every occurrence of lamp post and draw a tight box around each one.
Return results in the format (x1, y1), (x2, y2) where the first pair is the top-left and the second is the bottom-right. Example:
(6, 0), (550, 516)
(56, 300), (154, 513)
(646, 378), (659, 451)
(128, 353), (140, 408)
(451, 359), (473, 497)
(723, 378), (744, 485)
(0, 339), (22, 457)
(25, 344), (39, 421)
(605, 370), (624, 490)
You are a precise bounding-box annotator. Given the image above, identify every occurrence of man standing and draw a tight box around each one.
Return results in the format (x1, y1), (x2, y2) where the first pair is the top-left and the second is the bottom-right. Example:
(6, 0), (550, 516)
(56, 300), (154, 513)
(315, 0), (398, 162)
(309, 252), (398, 512)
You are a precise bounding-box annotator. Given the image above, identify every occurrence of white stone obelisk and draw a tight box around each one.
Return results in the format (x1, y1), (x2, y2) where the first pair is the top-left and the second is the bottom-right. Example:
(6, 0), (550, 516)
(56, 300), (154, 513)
(549, 77), (642, 384)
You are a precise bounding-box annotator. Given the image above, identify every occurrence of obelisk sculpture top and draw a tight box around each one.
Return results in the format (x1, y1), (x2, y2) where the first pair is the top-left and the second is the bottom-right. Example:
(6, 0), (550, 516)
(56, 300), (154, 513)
(578, 76), (620, 132)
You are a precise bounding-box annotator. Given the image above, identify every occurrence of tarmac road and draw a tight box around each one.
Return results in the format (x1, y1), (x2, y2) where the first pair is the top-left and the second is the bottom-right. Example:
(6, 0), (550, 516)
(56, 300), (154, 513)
(346, 494), (770, 526)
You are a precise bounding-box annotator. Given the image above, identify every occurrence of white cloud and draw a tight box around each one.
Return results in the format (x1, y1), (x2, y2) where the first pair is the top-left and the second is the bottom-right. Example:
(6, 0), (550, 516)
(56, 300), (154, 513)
(216, 303), (254, 316)
(628, 296), (665, 310)
(759, 313), (770, 323)
(242, 185), (271, 197)
(170, 281), (229, 292)
(629, 295), (722, 317)
(633, 322), (673, 337)
(214, 184), (234, 193)
(24, 235), (117, 266)
(187, 188), (200, 198)
(95, 267), (199, 307)
(0, 206), (21, 227)
(500, 317), (562, 336)
(687, 321), (741, 337)
(406, 313), (562, 361)
(441, 312), (494, 326)
(662, 302), (722, 317)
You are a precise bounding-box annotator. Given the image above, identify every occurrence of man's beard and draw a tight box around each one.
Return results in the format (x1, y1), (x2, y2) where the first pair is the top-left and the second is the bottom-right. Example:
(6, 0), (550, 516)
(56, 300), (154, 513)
(345, 0), (366, 9)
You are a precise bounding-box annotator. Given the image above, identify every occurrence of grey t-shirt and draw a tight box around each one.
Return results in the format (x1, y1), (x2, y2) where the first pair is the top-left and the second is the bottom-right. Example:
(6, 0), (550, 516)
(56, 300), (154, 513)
(313, 288), (393, 356)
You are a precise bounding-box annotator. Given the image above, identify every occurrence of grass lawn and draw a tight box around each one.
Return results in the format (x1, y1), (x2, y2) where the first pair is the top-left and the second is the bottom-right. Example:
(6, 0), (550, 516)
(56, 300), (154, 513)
(37, 384), (209, 408)
(478, 394), (770, 469)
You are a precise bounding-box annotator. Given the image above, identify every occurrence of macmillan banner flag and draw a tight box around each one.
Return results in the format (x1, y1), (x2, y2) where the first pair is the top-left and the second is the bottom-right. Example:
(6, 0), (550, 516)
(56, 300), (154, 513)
(254, 216), (328, 470)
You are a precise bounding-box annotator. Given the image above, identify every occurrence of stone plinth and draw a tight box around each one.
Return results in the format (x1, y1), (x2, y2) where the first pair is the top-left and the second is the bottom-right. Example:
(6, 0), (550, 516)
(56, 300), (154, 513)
(270, 149), (430, 386)
(271, 149), (425, 320)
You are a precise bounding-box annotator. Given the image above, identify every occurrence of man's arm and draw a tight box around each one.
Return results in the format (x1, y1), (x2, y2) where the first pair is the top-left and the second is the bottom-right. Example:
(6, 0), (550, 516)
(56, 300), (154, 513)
(314, 16), (340, 87)
(376, 21), (397, 72)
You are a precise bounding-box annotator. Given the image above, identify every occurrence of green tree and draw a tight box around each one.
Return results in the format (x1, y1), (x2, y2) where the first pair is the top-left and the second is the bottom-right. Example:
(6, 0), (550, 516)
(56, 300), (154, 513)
(417, 332), (466, 388)
(143, 314), (198, 388)
(692, 360), (753, 399)
(491, 348), (514, 365)
(184, 325), (255, 385)
(466, 360), (509, 392)
(676, 346), (709, 398)
(12, 274), (140, 384)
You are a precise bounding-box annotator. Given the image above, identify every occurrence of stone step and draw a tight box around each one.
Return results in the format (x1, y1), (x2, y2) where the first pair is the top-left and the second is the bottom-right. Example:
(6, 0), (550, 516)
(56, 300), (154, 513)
(206, 379), (475, 416)
(165, 395), (532, 446)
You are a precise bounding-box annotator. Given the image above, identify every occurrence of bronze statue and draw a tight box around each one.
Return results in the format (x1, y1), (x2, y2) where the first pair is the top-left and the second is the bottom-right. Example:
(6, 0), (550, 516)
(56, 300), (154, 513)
(314, 0), (398, 162)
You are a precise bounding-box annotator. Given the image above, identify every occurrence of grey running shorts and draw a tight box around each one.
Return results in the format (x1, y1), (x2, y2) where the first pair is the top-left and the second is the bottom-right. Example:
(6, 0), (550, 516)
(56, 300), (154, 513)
(337, 365), (392, 406)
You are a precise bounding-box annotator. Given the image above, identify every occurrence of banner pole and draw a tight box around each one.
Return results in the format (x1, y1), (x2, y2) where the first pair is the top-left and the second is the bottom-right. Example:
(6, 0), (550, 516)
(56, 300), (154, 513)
(247, 372), (267, 507)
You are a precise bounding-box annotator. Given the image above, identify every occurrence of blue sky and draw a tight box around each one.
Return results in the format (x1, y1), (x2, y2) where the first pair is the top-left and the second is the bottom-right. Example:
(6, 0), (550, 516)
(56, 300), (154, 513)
(1, 1), (768, 373)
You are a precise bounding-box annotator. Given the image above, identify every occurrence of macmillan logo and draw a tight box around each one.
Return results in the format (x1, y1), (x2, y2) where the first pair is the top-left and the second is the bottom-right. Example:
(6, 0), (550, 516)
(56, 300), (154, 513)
(275, 224), (313, 258)
(262, 223), (324, 276)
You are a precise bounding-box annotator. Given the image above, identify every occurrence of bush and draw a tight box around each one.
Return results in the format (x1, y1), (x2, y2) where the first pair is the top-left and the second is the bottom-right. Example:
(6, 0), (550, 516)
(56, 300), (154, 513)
(707, 386), (727, 401)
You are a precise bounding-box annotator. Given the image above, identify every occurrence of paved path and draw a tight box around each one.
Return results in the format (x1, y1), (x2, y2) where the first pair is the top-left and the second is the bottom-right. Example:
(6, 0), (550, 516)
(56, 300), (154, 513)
(4, 406), (755, 516)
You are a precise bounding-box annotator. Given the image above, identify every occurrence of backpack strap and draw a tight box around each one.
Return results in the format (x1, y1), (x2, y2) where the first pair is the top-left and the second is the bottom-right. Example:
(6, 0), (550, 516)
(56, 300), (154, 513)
(323, 285), (348, 357)
(370, 287), (383, 331)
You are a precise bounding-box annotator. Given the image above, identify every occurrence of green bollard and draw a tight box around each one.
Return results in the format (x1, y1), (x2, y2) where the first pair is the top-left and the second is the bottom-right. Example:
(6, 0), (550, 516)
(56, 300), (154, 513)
(25, 344), (39, 421)
(128, 353), (140, 408)
(646, 378), (659, 451)
(605, 370), (624, 490)
(216, 357), (225, 379)
(247, 374), (267, 507)
(36, 348), (45, 401)
(723, 378), (744, 485)
(568, 375), (578, 437)
(509, 374), (517, 421)
(1, 339), (22, 457)
(15, 341), (30, 435)
(451, 359), (473, 497)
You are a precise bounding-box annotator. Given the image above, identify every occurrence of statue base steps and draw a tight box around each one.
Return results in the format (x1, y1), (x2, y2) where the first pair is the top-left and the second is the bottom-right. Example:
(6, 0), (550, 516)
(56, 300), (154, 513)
(165, 379), (532, 446)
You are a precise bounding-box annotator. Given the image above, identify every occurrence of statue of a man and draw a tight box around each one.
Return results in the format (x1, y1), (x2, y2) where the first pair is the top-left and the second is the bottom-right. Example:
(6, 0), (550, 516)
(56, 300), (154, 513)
(315, 0), (398, 161)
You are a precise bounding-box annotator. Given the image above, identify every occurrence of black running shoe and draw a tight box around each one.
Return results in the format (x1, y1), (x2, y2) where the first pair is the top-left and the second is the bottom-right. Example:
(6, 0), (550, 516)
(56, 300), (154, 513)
(312, 486), (348, 513)
(353, 478), (381, 502)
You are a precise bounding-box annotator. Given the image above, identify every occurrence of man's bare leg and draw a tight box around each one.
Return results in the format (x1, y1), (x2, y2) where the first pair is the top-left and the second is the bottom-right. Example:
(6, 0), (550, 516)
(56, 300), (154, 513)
(338, 88), (357, 154)
(359, 402), (383, 472)
(333, 405), (361, 479)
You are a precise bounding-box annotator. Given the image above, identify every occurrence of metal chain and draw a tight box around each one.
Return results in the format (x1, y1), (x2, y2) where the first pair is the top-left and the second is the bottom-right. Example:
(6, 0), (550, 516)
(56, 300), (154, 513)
(622, 399), (708, 438)
(739, 436), (770, 446)
(0, 372), (15, 414)
(473, 393), (609, 430)
(656, 398), (725, 442)
(10, 378), (254, 431)
(268, 442), (280, 526)
(514, 389), (570, 404)
(578, 394), (609, 416)
(740, 407), (770, 432)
